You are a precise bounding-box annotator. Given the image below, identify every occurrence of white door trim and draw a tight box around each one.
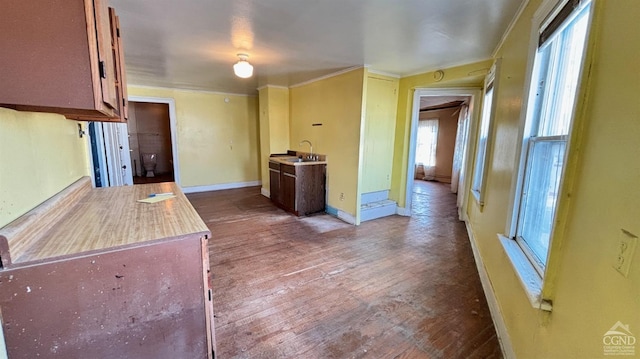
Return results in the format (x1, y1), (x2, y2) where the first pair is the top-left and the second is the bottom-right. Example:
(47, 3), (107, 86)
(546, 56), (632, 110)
(102, 123), (122, 186)
(405, 87), (482, 220)
(102, 122), (134, 186)
(88, 122), (109, 187)
(128, 96), (181, 186)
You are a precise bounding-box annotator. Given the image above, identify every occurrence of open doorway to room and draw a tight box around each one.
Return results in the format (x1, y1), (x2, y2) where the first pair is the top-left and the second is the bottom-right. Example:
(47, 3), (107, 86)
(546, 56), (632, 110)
(88, 96), (180, 188)
(129, 101), (173, 184)
(127, 98), (178, 185)
(405, 89), (482, 220)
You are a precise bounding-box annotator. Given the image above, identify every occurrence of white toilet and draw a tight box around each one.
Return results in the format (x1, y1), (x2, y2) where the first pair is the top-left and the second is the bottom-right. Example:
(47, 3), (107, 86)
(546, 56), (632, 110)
(141, 153), (157, 177)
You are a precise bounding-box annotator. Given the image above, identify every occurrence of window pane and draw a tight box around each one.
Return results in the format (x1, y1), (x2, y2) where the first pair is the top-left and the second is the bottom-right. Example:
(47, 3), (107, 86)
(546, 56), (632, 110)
(472, 86), (494, 192)
(416, 119), (438, 166)
(537, 5), (590, 137)
(519, 139), (565, 265)
(515, 2), (591, 271)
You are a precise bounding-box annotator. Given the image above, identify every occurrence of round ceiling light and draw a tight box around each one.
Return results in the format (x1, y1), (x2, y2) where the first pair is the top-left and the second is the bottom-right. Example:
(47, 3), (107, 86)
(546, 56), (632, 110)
(233, 53), (253, 78)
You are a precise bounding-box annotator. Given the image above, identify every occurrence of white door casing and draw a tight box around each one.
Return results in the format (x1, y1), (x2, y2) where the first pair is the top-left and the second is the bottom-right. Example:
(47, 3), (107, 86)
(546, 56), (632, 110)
(128, 96), (180, 186)
(404, 88), (482, 220)
(90, 122), (133, 187)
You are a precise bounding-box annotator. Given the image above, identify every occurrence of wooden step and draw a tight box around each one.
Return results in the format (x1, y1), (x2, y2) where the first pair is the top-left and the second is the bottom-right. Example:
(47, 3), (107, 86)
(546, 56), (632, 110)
(360, 199), (397, 222)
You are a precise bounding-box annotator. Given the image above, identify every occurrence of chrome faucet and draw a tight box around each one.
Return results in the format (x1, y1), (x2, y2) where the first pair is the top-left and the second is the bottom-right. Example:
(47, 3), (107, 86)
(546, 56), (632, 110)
(299, 140), (313, 160)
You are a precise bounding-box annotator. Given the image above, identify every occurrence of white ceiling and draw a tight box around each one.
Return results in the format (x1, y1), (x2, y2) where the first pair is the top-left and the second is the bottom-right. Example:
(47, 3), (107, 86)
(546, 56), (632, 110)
(110, 0), (524, 95)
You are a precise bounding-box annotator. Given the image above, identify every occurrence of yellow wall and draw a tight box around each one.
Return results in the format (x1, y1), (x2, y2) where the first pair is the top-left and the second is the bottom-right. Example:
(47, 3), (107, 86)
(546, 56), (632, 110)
(258, 86), (290, 195)
(289, 69), (365, 217)
(128, 86), (260, 188)
(390, 60), (492, 207)
(360, 73), (398, 194)
(465, 0), (640, 357)
(267, 87), (291, 154)
(0, 108), (89, 228)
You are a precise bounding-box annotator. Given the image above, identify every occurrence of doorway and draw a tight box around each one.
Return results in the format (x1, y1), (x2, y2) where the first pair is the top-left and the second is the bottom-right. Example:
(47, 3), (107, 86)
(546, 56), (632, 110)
(405, 88), (482, 220)
(127, 96), (180, 186)
(128, 101), (174, 184)
(87, 96), (180, 188)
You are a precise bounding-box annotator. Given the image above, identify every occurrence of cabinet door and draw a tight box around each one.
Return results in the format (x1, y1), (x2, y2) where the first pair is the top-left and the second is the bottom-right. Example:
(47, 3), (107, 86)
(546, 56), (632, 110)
(269, 168), (280, 204)
(0, 239), (211, 358)
(281, 172), (297, 213)
(0, 1), (97, 110)
(94, 0), (118, 112)
(109, 7), (129, 121)
(0, 0), (126, 122)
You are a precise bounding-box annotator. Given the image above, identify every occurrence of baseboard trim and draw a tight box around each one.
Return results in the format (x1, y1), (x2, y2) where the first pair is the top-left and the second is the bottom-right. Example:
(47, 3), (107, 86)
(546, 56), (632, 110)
(326, 205), (357, 225)
(396, 206), (411, 216)
(464, 221), (515, 359)
(260, 187), (270, 198)
(338, 210), (357, 225)
(181, 181), (261, 194)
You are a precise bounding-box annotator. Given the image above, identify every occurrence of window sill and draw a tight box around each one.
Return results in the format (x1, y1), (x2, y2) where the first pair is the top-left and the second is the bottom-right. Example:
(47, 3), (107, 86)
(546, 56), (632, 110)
(498, 234), (553, 312)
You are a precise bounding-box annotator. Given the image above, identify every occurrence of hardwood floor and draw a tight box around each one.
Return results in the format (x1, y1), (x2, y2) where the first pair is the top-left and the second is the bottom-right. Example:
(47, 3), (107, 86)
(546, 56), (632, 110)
(187, 180), (502, 359)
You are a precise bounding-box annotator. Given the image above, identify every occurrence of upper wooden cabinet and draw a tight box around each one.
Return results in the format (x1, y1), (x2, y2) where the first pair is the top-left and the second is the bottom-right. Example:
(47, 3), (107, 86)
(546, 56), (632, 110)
(109, 7), (128, 122)
(0, 0), (128, 122)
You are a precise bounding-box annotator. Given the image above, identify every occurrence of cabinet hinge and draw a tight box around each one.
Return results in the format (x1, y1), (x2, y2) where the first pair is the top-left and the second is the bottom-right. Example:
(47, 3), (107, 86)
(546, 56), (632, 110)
(99, 61), (106, 79)
(116, 28), (121, 38)
(122, 98), (126, 107)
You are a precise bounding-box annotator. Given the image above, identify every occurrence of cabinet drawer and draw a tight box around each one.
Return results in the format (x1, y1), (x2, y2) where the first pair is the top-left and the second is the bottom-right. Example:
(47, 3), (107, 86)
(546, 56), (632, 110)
(281, 164), (296, 176)
(268, 161), (280, 171)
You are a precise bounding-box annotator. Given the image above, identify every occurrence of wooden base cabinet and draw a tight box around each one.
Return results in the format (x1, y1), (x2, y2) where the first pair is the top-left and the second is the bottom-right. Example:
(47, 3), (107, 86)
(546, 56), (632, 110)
(0, 0), (128, 122)
(0, 237), (212, 358)
(269, 160), (326, 216)
(0, 180), (215, 358)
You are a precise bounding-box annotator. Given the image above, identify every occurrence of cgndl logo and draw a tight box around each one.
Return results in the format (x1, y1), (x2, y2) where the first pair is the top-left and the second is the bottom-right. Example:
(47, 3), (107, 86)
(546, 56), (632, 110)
(603, 321), (636, 356)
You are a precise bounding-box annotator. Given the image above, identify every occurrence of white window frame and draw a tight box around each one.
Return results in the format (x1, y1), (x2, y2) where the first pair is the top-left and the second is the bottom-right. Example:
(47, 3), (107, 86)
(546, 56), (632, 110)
(471, 59), (501, 206)
(501, 0), (594, 310)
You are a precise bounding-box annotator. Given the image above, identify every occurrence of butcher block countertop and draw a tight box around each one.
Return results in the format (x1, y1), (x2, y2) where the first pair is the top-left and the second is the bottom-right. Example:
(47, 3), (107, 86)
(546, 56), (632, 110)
(0, 178), (210, 266)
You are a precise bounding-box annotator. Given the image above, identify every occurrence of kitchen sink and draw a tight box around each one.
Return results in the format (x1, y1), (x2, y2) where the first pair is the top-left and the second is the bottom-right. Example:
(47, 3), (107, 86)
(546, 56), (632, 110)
(282, 157), (315, 163)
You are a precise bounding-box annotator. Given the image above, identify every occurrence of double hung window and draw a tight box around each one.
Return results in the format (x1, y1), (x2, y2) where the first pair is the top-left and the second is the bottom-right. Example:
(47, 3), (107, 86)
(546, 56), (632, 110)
(471, 61), (499, 204)
(513, 0), (592, 275)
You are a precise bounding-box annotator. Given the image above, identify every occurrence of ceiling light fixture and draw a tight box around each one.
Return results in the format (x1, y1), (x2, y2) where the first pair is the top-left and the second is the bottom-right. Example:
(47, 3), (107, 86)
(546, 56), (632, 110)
(233, 53), (253, 78)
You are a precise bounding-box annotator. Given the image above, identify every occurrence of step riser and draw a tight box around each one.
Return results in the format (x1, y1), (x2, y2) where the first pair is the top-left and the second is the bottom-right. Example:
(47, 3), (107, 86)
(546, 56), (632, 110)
(361, 202), (397, 222)
(361, 190), (389, 205)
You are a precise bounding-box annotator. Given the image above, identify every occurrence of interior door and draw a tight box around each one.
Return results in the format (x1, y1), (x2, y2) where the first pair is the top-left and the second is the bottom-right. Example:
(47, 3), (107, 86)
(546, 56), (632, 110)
(361, 77), (397, 193)
(90, 122), (133, 187)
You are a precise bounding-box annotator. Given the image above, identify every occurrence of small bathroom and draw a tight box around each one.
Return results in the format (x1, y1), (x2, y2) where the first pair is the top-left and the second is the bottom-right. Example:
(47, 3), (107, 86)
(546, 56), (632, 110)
(127, 101), (174, 184)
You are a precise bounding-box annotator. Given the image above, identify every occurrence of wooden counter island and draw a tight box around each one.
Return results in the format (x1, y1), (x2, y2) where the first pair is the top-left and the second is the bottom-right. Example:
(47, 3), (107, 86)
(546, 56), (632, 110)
(0, 177), (215, 358)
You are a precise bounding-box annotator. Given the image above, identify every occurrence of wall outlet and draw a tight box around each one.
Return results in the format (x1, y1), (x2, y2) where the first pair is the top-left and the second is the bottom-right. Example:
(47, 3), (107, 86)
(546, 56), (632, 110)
(613, 229), (638, 278)
(339, 192), (344, 201)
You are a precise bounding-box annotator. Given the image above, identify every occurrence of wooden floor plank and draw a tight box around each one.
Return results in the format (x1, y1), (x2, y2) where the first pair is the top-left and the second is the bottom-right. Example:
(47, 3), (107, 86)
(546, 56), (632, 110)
(188, 180), (502, 359)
